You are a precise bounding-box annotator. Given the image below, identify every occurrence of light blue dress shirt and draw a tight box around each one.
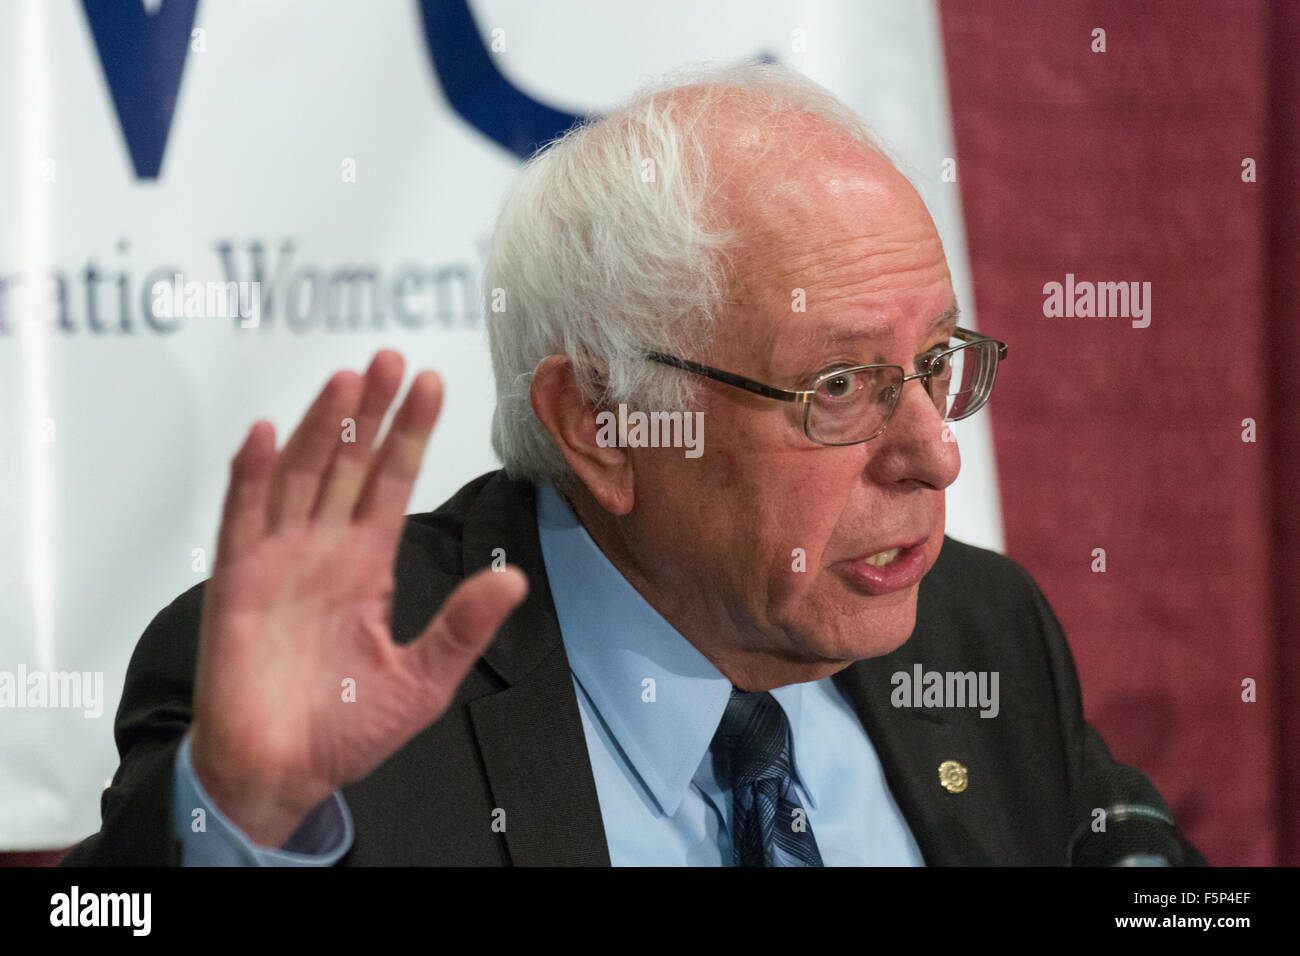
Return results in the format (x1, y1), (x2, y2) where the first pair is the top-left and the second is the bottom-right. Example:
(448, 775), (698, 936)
(172, 480), (923, 866)
(172, 732), (352, 866)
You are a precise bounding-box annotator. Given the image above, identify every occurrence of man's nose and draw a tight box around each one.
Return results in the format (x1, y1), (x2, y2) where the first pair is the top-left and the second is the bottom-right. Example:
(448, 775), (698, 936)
(864, 376), (961, 489)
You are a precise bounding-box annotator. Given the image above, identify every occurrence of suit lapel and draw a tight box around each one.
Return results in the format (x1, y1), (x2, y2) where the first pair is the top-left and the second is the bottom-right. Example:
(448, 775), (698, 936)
(832, 664), (987, 864)
(832, 610), (999, 866)
(459, 474), (611, 865)
(467, 646), (611, 865)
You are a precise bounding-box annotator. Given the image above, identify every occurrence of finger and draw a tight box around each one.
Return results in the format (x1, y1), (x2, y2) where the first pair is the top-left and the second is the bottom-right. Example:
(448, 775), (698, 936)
(352, 370), (442, 534)
(216, 420), (276, 566)
(405, 566), (528, 706)
(314, 350), (405, 525)
(266, 370), (365, 533)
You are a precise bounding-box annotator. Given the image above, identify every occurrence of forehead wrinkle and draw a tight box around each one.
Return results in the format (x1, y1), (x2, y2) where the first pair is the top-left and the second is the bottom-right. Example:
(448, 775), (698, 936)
(716, 269), (956, 375)
(773, 242), (929, 289)
(734, 228), (948, 309)
(806, 302), (961, 353)
(707, 128), (951, 377)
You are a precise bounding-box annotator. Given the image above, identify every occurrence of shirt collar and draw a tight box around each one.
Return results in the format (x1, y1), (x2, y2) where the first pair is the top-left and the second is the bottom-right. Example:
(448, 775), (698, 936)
(535, 479), (817, 815)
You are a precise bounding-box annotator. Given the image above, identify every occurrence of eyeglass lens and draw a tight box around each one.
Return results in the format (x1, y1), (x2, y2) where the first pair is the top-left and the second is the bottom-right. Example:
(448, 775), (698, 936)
(807, 339), (998, 443)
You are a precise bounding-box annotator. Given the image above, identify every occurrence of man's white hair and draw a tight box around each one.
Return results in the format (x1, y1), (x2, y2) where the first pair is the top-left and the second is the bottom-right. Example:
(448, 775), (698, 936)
(484, 61), (888, 485)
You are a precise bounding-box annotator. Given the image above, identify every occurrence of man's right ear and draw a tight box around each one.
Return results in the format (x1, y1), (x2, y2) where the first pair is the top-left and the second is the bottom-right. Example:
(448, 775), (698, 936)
(529, 355), (634, 516)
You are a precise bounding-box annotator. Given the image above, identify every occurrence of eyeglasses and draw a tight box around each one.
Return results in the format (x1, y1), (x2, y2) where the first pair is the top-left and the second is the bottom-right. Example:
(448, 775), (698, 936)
(646, 326), (1008, 446)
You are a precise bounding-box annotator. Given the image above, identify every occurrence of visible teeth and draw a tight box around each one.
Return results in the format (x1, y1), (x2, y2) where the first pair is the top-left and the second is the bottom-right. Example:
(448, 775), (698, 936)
(863, 548), (901, 567)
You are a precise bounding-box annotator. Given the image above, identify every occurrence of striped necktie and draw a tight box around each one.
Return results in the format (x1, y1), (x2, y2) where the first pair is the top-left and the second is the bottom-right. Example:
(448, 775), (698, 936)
(711, 685), (824, 866)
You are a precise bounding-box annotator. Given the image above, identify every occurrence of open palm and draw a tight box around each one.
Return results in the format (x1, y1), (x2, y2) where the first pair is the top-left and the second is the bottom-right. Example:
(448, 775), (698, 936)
(189, 350), (527, 847)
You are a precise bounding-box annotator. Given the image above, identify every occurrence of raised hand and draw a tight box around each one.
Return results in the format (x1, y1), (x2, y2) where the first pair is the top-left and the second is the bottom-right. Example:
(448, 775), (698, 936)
(188, 350), (527, 847)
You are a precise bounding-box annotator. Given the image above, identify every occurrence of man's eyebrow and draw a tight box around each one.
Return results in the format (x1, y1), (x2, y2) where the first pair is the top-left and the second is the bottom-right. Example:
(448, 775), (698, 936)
(806, 302), (961, 351)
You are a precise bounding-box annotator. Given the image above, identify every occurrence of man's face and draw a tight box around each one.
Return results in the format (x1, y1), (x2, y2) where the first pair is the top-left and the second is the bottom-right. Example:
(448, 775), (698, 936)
(625, 137), (961, 682)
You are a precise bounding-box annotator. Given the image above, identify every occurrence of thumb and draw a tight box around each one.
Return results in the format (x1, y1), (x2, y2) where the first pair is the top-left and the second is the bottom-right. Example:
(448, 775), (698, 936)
(405, 566), (529, 702)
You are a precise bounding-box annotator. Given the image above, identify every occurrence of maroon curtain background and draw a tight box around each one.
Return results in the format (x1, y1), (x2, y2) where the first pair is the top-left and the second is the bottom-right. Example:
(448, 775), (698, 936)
(939, 0), (1298, 865)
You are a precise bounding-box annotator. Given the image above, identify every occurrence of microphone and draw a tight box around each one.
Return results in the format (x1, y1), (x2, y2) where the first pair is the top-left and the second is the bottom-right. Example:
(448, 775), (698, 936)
(1067, 765), (1190, 866)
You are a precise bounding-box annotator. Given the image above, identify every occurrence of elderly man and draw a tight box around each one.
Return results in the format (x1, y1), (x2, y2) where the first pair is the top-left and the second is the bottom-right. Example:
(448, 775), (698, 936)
(65, 64), (1201, 866)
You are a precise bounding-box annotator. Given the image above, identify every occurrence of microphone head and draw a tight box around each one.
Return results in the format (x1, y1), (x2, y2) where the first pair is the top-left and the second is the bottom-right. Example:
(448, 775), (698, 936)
(1068, 765), (1185, 866)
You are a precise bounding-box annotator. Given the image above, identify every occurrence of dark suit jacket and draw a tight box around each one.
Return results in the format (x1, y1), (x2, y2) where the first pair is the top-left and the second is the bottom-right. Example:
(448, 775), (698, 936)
(63, 470), (1203, 865)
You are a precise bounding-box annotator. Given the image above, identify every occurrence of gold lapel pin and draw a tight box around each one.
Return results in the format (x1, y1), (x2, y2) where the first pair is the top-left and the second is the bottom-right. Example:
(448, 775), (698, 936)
(938, 760), (968, 793)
